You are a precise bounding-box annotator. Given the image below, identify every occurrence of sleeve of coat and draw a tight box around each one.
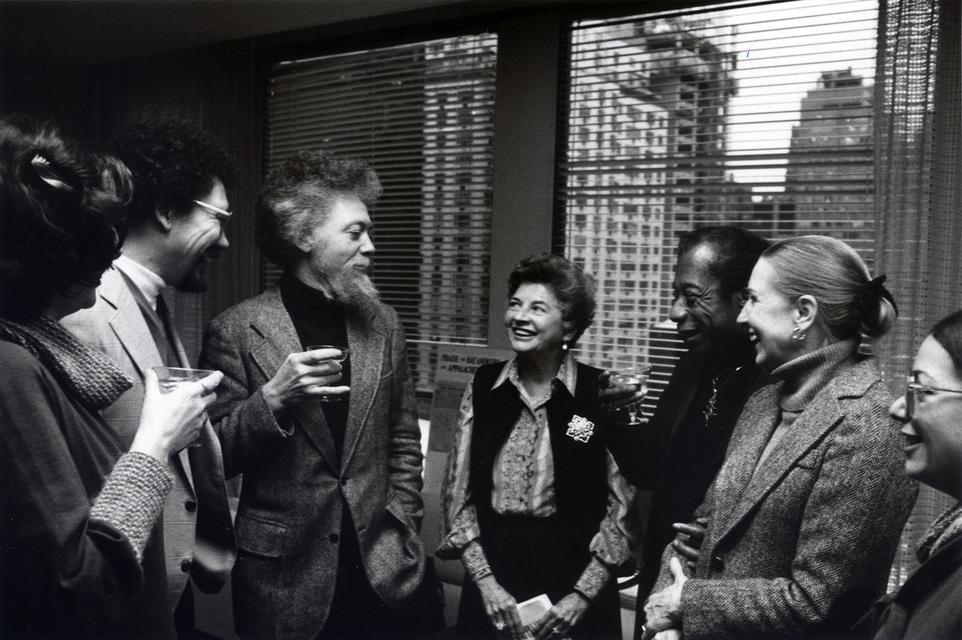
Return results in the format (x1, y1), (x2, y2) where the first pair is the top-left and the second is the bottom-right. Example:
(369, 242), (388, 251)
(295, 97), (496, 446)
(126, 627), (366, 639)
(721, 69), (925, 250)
(201, 315), (291, 479)
(678, 405), (917, 639)
(385, 309), (425, 529)
(0, 348), (148, 630)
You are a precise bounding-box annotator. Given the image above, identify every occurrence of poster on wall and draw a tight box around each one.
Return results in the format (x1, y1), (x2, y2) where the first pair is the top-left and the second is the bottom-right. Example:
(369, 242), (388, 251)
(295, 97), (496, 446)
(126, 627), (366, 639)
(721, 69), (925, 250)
(421, 345), (513, 587)
(424, 345), (514, 493)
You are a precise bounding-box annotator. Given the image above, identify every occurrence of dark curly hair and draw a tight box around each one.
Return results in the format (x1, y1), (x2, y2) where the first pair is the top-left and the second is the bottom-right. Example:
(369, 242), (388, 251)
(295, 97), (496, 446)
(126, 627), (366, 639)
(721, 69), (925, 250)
(256, 150), (382, 266)
(677, 226), (770, 299)
(508, 253), (596, 347)
(114, 120), (235, 226)
(0, 115), (129, 320)
(930, 310), (962, 375)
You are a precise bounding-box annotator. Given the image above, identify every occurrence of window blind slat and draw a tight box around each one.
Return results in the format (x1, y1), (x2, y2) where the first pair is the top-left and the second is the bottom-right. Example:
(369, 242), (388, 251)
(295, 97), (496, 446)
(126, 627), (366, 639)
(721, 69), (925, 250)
(265, 33), (498, 392)
(556, 0), (878, 416)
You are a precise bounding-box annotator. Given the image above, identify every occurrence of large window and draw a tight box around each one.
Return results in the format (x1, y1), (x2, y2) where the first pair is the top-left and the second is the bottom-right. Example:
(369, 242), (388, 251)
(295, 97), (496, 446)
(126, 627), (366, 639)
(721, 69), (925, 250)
(264, 33), (498, 391)
(557, 0), (878, 412)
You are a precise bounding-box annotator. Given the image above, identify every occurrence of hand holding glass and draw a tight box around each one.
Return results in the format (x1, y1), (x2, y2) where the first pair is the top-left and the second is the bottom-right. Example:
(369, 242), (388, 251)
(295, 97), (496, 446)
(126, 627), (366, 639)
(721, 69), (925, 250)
(149, 366), (219, 449)
(609, 365), (650, 426)
(306, 345), (350, 402)
(153, 366), (219, 393)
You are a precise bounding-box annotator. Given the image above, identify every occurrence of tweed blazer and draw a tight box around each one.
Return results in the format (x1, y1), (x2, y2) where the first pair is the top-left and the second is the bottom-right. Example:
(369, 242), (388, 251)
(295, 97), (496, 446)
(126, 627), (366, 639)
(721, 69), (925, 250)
(653, 356), (917, 639)
(62, 265), (236, 604)
(200, 287), (425, 640)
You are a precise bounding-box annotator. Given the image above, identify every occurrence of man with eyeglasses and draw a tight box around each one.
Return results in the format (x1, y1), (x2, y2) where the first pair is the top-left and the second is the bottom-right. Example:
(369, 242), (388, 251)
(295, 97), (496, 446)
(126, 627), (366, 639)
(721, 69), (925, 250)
(64, 121), (237, 638)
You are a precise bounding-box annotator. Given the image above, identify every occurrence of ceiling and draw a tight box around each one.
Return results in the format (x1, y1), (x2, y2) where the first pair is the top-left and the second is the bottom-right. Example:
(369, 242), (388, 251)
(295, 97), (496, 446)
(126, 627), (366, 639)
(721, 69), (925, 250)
(0, 0), (482, 67)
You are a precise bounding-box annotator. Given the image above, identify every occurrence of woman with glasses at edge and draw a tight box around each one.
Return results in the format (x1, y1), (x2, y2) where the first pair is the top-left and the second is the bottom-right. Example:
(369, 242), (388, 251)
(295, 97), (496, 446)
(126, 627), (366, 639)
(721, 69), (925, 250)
(862, 309), (962, 640)
(643, 235), (917, 640)
(0, 116), (223, 639)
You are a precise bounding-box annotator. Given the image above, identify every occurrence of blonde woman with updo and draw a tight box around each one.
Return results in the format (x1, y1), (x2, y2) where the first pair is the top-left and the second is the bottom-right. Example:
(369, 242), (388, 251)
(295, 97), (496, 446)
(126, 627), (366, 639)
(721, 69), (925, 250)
(643, 235), (918, 640)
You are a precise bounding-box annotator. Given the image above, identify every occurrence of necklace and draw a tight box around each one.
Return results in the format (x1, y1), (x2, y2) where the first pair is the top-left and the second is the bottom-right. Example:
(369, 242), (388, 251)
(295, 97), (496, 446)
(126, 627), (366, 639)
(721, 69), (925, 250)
(702, 365), (745, 427)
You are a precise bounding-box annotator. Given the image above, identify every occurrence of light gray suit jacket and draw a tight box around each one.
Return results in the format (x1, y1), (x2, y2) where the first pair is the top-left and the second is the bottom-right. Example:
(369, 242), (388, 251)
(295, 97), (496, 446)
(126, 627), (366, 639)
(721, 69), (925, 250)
(63, 265), (236, 607)
(200, 287), (425, 640)
(654, 357), (917, 639)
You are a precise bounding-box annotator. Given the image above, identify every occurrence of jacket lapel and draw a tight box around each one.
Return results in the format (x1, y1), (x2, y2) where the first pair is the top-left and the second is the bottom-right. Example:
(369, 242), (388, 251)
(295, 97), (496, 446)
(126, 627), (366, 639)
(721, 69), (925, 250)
(101, 268), (164, 378)
(712, 384), (780, 537)
(101, 267), (195, 487)
(340, 307), (386, 471)
(715, 359), (875, 546)
(248, 289), (340, 470)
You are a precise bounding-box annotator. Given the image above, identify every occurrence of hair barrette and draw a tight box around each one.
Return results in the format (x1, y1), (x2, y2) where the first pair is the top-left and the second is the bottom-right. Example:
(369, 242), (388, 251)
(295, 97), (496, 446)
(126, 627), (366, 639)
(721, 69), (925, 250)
(859, 274), (898, 315)
(30, 154), (75, 192)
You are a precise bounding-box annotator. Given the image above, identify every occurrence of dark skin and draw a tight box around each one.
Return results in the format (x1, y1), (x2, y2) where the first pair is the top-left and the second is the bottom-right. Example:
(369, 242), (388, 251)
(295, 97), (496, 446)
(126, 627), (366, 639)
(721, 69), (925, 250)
(600, 244), (745, 599)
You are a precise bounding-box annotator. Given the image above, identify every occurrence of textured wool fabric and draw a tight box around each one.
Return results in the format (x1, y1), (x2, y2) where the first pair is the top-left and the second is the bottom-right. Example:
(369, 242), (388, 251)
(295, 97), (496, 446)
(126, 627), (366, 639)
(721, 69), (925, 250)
(0, 315), (132, 410)
(90, 452), (173, 562)
(653, 356), (918, 639)
(917, 502), (962, 562)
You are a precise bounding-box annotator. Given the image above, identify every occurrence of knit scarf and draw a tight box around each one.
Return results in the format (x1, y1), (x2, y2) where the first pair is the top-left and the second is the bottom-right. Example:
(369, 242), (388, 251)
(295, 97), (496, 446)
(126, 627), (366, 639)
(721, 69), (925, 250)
(0, 315), (132, 411)
(917, 501), (962, 563)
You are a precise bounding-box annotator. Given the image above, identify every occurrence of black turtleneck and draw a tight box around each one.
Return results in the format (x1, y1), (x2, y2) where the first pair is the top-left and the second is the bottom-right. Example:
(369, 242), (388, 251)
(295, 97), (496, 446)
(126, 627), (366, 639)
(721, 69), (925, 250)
(279, 272), (351, 458)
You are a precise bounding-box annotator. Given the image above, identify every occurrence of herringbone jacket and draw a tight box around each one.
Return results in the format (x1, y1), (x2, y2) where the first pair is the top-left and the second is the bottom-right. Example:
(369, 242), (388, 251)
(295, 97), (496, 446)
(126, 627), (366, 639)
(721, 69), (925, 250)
(654, 356), (917, 639)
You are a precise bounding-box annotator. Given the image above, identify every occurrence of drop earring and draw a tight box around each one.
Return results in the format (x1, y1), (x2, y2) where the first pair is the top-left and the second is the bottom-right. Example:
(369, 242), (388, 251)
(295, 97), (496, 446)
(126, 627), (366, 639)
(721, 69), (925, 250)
(791, 325), (806, 341)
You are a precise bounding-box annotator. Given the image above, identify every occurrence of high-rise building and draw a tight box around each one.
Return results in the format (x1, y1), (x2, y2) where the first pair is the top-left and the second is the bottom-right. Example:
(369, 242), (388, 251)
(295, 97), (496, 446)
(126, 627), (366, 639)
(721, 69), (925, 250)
(783, 68), (874, 252)
(563, 18), (737, 379)
(416, 35), (498, 384)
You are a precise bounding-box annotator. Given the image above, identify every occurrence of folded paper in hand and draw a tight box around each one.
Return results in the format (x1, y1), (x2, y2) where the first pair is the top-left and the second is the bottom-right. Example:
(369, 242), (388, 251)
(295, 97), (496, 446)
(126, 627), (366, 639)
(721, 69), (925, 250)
(516, 593), (552, 627)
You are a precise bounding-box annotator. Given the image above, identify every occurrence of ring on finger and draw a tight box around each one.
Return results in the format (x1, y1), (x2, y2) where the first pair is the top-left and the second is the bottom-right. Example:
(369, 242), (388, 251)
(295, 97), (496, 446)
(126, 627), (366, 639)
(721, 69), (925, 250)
(494, 620), (506, 631)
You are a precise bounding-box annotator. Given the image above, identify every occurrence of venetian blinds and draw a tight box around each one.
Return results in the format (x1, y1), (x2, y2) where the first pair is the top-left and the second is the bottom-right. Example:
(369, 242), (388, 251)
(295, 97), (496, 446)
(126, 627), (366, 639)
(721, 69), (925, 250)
(265, 33), (498, 391)
(556, 0), (878, 412)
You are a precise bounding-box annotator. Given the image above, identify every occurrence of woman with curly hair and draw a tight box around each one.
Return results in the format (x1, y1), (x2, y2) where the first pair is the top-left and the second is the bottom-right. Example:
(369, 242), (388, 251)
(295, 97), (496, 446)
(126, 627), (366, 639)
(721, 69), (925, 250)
(0, 116), (223, 639)
(439, 253), (637, 640)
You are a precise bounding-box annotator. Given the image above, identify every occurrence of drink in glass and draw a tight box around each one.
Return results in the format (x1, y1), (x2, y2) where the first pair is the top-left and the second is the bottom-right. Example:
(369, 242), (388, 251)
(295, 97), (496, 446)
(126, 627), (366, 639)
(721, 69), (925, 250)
(306, 345), (349, 402)
(610, 364), (651, 426)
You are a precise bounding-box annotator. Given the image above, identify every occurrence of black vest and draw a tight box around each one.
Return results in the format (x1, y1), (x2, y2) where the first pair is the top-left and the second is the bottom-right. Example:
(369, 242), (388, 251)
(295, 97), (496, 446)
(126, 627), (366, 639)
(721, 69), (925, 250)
(469, 361), (609, 553)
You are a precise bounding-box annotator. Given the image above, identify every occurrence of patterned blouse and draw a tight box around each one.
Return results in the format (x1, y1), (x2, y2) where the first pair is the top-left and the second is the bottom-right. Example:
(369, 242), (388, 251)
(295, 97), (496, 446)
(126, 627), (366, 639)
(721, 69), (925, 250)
(437, 353), (638, 600)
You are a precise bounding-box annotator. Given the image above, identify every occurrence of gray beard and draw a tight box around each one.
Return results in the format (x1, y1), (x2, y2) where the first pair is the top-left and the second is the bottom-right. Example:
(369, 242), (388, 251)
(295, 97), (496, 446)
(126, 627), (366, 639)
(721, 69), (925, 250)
(326, 269), (380, 312)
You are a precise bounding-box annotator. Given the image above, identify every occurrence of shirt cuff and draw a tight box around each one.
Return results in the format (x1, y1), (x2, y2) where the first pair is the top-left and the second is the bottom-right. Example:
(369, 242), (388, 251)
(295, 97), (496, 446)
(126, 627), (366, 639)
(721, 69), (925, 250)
(573, 555), (613, 601)
(462, 540), (493, 582)
(89, 452), (173, 562)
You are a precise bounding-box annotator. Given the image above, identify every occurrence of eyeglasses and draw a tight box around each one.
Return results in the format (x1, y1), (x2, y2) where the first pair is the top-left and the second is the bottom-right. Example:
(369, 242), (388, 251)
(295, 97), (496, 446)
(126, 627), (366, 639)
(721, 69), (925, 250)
(904, 375), (962, 418)
(193, 199), (232, 226)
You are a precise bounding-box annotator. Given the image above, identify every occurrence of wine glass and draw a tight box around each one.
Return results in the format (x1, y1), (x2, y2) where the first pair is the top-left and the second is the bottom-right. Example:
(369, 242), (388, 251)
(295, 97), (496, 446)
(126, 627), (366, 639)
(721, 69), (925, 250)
(609, 364), (651, 426)
(151, 367), (218, 447)
(306, 345), (350, 402)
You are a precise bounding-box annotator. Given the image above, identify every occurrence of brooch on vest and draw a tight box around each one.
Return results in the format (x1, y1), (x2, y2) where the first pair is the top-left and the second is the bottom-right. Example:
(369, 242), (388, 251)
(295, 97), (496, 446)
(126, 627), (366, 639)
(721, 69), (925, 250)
(566, 415), (594, 443)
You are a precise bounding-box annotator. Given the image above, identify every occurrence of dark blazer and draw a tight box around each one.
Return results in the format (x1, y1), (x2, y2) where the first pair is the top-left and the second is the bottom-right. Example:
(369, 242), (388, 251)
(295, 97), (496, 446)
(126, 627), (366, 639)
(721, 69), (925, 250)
(869, 531), (961, 640)
(604, 345), (760, 631)
(200, 287), (425, 640)
(654, 357), (918, 639)
(63, 265), (236, 600)
(0, 341), (173, 639)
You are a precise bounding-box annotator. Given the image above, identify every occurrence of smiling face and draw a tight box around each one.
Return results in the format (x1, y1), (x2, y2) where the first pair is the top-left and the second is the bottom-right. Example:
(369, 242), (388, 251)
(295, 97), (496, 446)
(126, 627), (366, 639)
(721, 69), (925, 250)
(293, 195), (377, 303)
(167, 178), (230, 292)
(669, 244), (746, 354)
(889, 336), (962, 498)
(504, 283), (572, 359)
(737, 257), (802, 370)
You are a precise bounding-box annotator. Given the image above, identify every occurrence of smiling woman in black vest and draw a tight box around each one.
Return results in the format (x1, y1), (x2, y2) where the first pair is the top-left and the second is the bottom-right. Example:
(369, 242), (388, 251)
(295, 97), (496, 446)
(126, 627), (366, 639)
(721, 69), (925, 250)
(438, 253), (637, 640)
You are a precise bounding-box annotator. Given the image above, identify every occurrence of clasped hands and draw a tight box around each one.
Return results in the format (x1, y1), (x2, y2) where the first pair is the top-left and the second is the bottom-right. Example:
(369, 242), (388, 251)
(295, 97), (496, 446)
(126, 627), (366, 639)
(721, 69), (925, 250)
(642, 516), (708, 640)
(477, 576), (588, 640)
